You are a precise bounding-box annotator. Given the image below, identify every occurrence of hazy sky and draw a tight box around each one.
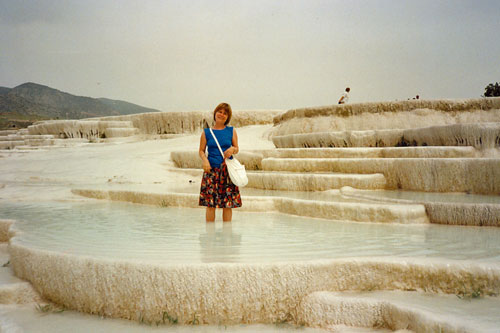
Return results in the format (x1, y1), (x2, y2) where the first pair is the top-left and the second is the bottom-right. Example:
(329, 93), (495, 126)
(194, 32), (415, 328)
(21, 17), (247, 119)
(1, 0), (499, 111)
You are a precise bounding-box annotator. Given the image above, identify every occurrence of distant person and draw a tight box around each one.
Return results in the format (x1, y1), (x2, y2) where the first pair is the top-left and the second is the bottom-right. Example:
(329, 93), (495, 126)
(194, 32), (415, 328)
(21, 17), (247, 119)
(338, 87), (350, 104)
(198, 102), (242, 222)
(416, 95), (419, 100)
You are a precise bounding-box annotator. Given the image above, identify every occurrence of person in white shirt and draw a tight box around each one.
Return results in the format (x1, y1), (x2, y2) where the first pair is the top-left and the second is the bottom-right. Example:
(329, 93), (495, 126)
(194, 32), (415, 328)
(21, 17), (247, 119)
(338, 87), (350, 104)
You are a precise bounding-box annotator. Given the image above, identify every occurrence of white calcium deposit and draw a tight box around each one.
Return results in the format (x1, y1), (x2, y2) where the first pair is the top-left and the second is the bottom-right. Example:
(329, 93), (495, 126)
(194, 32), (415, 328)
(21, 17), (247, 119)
(272, 123), (500, 149)
(261, 157), (500, 194)
(71, 188), (428, 224)
(8, 237), (500, 326)
(272, 98), (500, 131)
(28, 110), (282, 139)
(298, 291), (500, 332)
(1, 100), (500, 331)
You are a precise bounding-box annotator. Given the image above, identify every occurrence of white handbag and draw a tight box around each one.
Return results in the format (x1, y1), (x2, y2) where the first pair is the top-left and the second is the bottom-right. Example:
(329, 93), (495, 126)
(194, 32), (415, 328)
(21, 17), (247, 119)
(209, 128), (248, 187)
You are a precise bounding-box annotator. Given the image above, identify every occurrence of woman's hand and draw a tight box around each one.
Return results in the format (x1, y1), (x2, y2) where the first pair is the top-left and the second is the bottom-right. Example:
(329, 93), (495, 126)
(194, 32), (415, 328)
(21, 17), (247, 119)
(202, 160), (212, 173)
(224, 146), (236, 159)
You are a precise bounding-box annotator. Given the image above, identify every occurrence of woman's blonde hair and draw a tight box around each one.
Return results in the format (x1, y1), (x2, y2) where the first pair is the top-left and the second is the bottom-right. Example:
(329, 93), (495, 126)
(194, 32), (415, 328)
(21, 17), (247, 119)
(213, 102), (232, 125)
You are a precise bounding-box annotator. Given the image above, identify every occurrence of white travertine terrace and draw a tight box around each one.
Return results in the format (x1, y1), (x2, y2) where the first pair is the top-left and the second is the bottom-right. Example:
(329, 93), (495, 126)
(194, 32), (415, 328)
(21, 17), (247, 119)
(8, 234), (500, 326)
(2, 98), (500, 330)
(171, 148), (500, 193)
(423, 202), (500, 227)
(271, 98), (500, 151)
(0, 220), (42, 305)
(0, 270), (42, 305)
(27, 120), (137, 139)
(170, 147), (481, 169)
(246, 172), (387, 191)
(171, 151), (266, 170)
(273, 98), (500, 131)
(101, 127), (139, 138)
(261, 158), (500, 194)
(165, 100), (500, 225)
(72, 189), (428, 224)
(26, 110), (282, 140)
(261, 146), (481, 158)
(272, 123), (500, 149)
(0, 220), (14, 242)
(276, 98), (500, 120)
(298, 291), (500, 332)
(0, 133), (55, 150)
(340, 187), (500, 227)
(0, 130), (18, 136)
(96, 110), (282, 134)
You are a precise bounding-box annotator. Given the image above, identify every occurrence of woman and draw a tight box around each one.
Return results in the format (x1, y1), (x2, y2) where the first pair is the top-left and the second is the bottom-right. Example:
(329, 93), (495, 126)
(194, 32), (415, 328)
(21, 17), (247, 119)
(198, 103), (242, 222)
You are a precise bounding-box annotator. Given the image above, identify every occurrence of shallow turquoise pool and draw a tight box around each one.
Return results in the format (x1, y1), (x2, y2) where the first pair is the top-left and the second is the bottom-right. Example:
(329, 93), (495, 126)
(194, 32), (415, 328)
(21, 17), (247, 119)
(2, 201), (500, 264)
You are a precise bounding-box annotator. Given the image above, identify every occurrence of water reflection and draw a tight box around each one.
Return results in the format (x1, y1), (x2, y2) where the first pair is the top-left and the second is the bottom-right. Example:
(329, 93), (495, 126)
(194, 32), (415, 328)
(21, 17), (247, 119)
(199, 223), (242, 263)
(2, 201), (500, 263)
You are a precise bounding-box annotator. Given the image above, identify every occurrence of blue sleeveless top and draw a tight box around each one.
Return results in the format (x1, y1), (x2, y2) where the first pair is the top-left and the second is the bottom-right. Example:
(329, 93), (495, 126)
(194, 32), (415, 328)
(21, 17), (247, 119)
(204, 126), (233, 168)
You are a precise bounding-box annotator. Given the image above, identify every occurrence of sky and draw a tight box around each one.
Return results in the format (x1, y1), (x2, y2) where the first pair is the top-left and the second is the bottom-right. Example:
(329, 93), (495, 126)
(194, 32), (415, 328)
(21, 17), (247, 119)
(1, 0), (500, 112)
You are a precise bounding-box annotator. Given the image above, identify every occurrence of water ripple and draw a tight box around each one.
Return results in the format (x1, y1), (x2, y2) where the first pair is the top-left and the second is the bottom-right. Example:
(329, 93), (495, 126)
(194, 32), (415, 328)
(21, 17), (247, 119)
(2, 201), (500, 264)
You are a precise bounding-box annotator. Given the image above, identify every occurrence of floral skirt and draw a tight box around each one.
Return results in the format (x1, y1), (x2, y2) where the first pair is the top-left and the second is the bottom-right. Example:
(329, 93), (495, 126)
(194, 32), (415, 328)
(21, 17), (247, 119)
(199, 163), (242, 208)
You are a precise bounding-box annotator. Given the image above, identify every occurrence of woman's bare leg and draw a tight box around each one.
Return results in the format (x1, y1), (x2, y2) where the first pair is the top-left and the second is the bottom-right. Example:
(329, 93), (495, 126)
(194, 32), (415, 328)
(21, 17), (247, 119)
(222, 208), (232, 222)
(206, 207), (216, 222)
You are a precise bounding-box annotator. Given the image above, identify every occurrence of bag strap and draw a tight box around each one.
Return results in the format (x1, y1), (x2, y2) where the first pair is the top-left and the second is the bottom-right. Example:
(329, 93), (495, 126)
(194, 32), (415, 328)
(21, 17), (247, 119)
(209, 128), (225, 159)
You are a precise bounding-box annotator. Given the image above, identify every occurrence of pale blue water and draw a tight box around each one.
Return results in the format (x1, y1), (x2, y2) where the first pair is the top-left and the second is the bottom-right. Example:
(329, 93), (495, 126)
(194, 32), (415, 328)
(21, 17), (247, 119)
(2, 201), (500, 264)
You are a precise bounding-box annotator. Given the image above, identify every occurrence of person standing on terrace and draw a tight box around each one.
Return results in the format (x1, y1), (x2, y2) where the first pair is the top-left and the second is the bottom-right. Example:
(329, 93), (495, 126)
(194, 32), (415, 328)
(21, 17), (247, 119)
(338, 87), (350, 104)
(198, 102), (242, 222)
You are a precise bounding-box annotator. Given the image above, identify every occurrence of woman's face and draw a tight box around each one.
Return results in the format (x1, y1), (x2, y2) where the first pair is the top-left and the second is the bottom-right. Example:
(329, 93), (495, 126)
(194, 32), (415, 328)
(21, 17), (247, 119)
(215, 109), (229, 123)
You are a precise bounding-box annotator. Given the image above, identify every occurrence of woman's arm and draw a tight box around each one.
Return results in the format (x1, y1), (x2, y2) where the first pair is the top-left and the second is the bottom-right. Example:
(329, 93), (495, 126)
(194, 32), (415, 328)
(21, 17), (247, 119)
(199, 131), (211, 172)
(224, 128), (239, 159)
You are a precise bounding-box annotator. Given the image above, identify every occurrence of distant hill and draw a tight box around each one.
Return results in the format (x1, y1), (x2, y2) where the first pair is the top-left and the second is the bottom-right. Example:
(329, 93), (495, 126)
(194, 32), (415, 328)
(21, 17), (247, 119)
(0, 82), (161, 129)
(0, 87), (11, 96)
